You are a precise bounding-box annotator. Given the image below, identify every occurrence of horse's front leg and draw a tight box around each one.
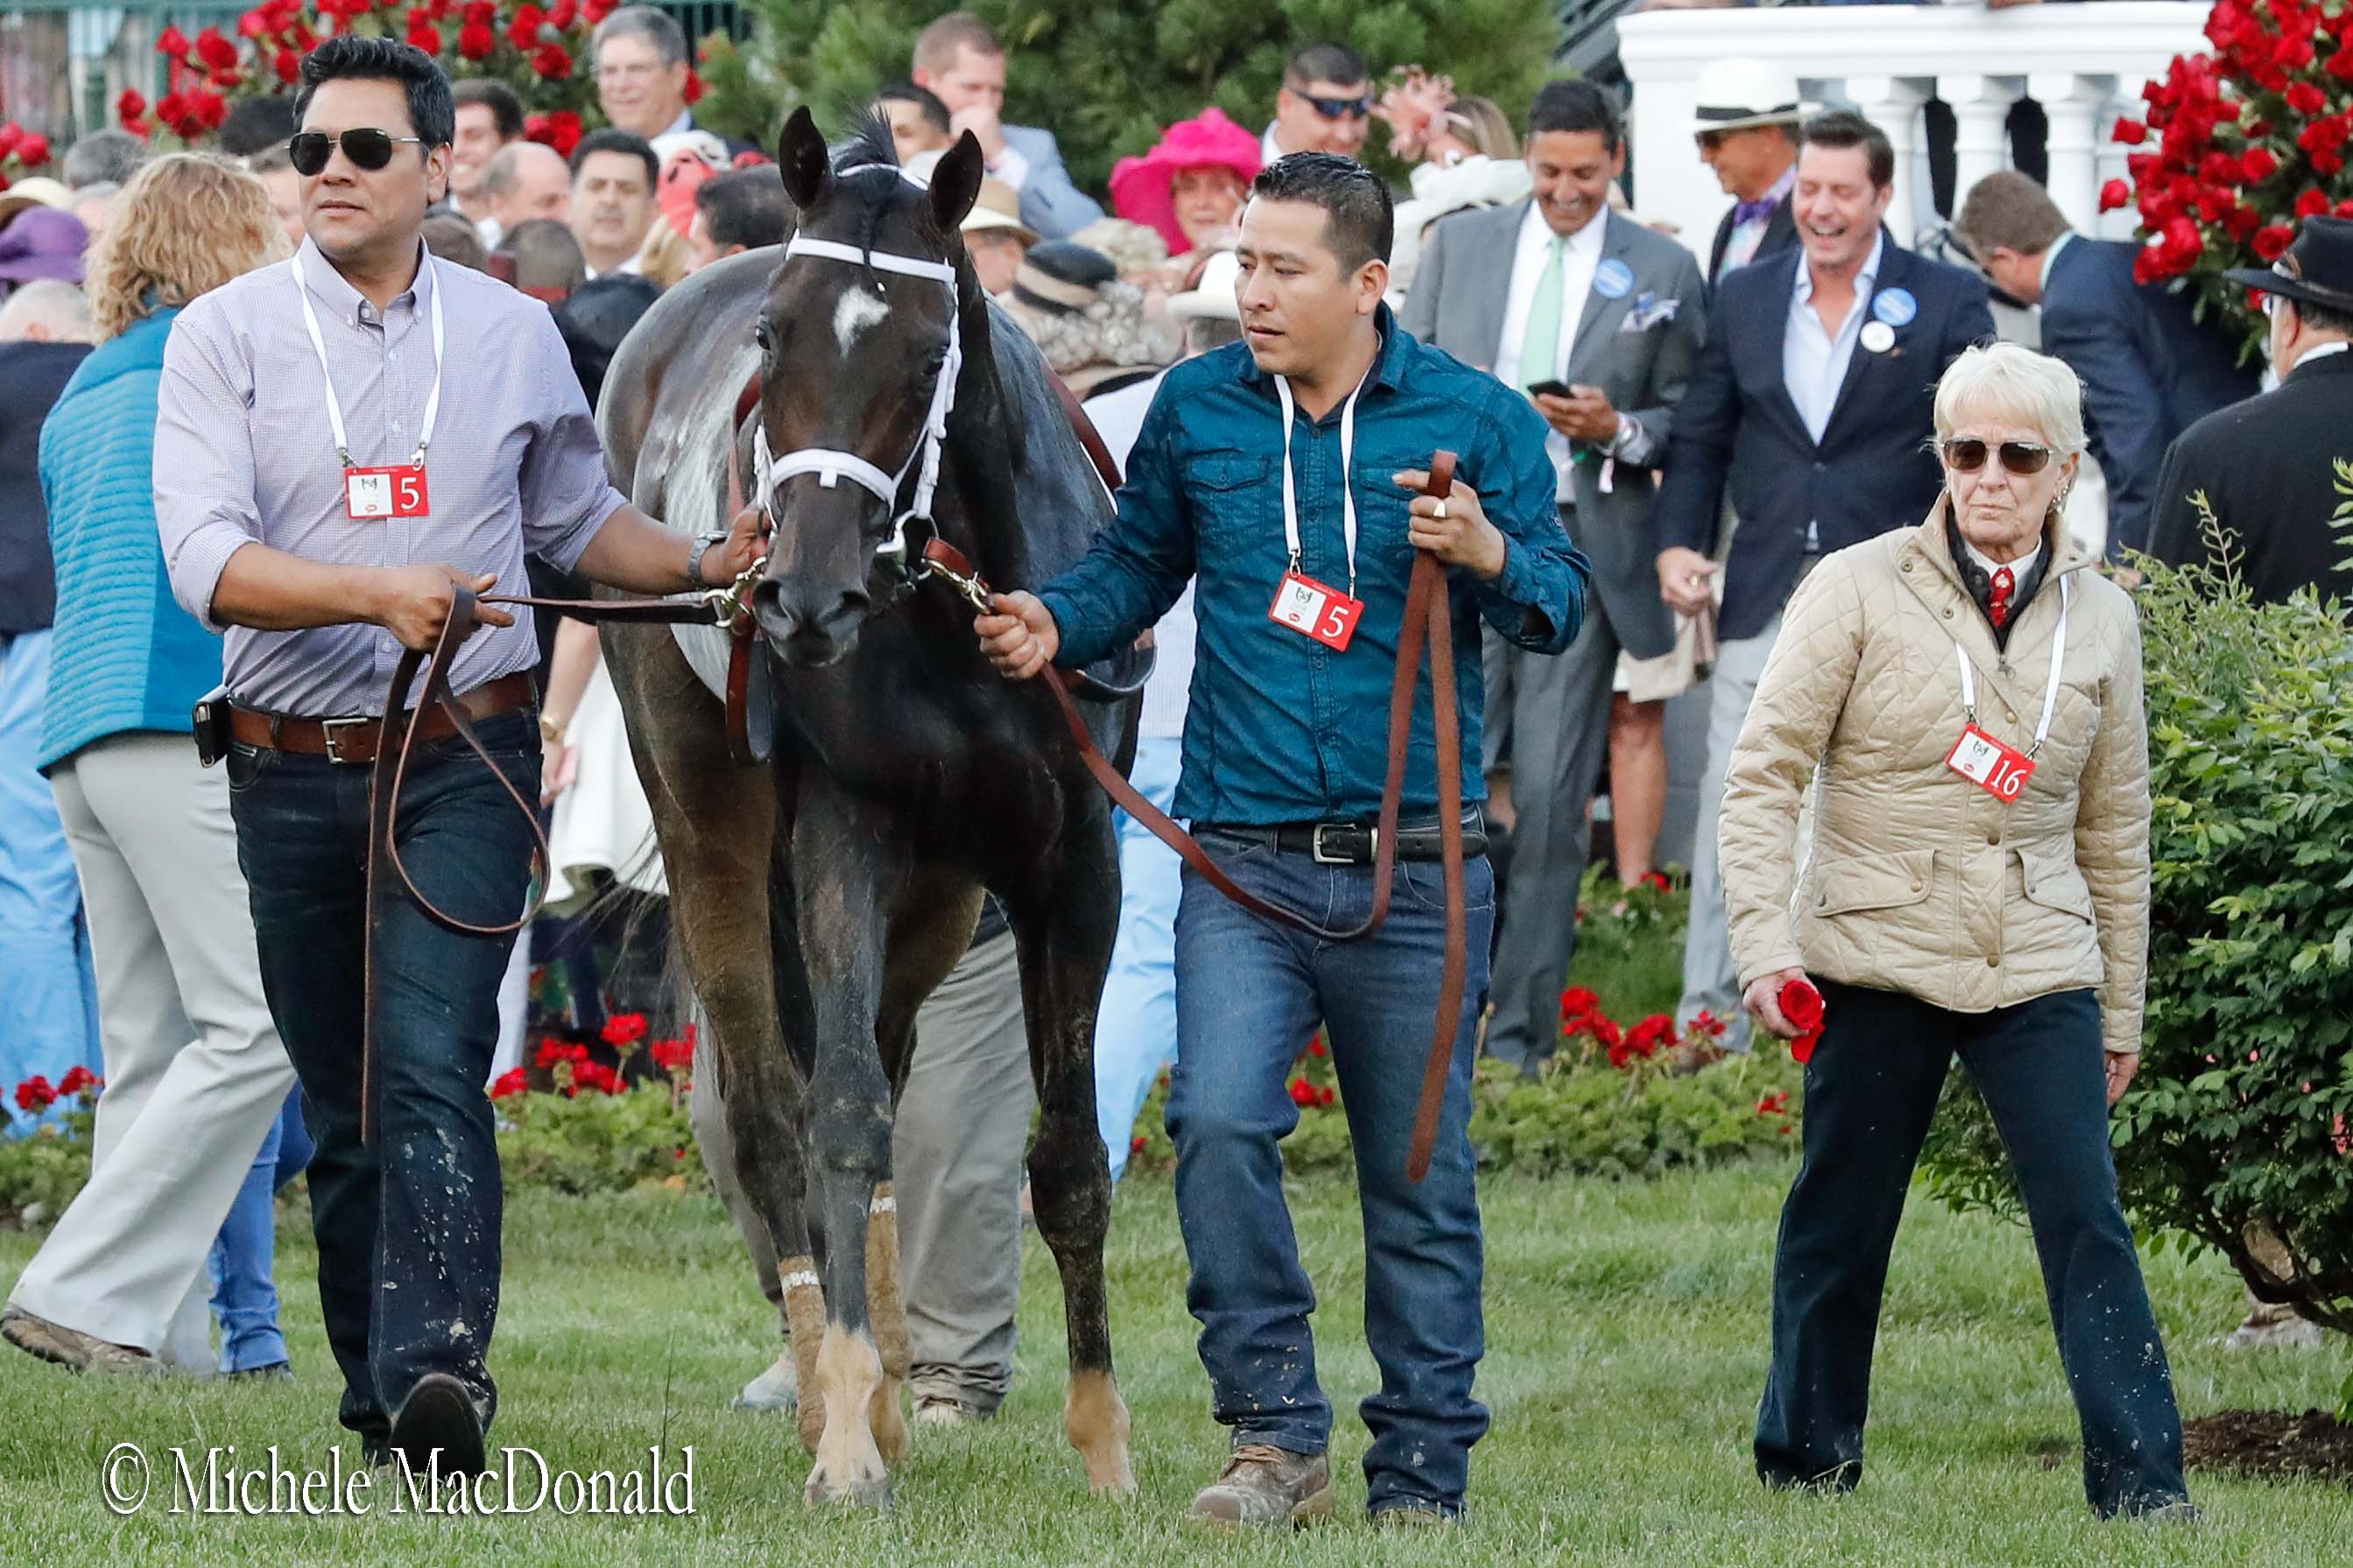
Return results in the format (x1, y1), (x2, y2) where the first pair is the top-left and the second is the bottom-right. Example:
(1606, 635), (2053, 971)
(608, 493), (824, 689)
(792, 778), (909, 1508)
(1009, 794), (1136, 1498)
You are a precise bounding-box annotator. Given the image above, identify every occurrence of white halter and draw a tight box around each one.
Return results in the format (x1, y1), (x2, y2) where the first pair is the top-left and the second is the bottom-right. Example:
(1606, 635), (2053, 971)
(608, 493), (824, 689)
(752, 171), (962, 564)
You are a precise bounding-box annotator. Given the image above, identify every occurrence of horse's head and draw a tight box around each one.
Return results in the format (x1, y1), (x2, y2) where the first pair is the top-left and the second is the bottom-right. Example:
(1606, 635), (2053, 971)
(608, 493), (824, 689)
(747, 106), (985, 667)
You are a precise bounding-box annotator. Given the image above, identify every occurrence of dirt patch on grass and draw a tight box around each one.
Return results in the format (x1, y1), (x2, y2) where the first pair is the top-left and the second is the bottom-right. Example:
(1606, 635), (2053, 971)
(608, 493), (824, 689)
(2184, 1409), (2353, 1485)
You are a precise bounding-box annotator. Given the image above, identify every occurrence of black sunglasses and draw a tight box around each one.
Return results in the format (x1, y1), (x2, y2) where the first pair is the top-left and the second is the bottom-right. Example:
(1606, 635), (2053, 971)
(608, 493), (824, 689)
(1941, 438), (2053, 475)
(1306, 94), (1375, 121)
(288, 128), (427, 177)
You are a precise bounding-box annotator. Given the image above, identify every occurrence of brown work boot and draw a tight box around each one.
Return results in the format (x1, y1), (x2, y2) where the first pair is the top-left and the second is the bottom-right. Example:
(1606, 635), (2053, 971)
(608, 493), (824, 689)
(0, 1304), (156, 1375)
(1186, 1442), (1333, 1528)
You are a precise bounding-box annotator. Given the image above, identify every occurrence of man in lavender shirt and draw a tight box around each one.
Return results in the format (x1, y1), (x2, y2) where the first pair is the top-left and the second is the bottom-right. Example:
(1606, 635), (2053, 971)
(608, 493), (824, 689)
(154, 37), (758, 1476)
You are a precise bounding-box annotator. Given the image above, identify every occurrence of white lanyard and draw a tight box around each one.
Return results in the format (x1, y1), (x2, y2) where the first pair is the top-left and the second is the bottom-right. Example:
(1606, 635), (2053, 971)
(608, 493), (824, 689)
(1273, 374), (1365, 597)
(1954, 573), (2070, 756)
(292, 254), (445, 469)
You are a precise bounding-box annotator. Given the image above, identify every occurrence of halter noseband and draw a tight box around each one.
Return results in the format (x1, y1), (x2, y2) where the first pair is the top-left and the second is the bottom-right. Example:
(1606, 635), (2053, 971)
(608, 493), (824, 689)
(752, 169), (963, 579)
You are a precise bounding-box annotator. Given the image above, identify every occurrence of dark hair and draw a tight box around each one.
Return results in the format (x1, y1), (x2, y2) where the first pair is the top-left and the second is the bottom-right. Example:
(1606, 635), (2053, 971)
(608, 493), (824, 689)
(695, 166), (792, 251)
(2295, 297), (2353, 335)
(569, 127), (658, 189)
(452, 78), (526, 143)
(219, 95), (298, 158)
(1250, 152), (1391, 272)
(1800, 109), (1895, 190)
(495, 217), (588, 295)
(555, 274), (663, 407)
(875, 81), (952, 136)
(1285, 42), (1369, 91)
(295, 34), (455, 151)
(61, 130), (148, 190)
(1525, 79), (1621, 155)
(421, 211), (490, 272)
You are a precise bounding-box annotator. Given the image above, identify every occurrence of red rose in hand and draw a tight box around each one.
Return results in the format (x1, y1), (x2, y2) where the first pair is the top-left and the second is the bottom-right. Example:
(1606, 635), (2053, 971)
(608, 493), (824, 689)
(1778, 977), (1826, 1064)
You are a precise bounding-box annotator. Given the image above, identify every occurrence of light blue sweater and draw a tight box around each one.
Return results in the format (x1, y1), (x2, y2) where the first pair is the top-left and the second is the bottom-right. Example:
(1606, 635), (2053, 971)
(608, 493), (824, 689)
(39, 308), (222, 772)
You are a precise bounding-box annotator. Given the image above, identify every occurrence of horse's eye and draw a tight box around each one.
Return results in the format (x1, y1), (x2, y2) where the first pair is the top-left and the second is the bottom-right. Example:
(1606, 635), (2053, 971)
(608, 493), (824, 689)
(753, 320), (774, 352)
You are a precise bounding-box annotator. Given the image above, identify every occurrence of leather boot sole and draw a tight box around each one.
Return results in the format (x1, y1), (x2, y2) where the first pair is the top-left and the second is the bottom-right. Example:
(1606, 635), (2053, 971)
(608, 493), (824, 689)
(390, 1372), (486, 1478)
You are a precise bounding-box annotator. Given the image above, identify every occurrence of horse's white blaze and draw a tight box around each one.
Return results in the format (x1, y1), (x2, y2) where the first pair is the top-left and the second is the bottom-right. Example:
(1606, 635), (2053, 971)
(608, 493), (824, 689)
(833, 285), (889, 352)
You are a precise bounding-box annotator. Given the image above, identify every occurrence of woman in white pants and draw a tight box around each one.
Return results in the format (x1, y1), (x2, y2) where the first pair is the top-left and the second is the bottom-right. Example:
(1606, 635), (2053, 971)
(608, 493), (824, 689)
(1, 157), (298, 1374)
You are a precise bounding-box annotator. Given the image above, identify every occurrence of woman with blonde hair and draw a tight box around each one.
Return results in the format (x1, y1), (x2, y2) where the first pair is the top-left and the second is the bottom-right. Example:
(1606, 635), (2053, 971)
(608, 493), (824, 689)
(3, 153), (306, 1380)
(1719, 341), (2190, 1519)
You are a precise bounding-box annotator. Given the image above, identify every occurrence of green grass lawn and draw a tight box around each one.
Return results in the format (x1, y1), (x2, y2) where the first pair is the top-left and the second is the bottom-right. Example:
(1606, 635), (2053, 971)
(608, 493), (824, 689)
(1, 1164), (2347, 1564)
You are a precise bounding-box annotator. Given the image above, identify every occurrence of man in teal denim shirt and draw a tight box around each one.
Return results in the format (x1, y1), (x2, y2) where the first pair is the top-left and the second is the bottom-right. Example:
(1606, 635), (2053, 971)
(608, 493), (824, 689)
(981, 155), (1585, 1527)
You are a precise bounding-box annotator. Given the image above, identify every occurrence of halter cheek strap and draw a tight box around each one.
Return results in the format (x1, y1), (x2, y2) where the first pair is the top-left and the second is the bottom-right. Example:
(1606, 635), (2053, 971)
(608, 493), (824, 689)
(752, 227), (964, 561)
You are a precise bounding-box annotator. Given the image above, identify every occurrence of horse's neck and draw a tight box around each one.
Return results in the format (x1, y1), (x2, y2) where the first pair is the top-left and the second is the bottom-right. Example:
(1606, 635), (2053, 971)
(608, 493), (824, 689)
(942, 297), (1032, 590)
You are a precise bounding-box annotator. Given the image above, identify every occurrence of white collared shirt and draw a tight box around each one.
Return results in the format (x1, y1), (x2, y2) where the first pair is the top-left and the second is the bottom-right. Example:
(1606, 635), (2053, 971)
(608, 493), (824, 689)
(1495, 203), (1612, 502)
(1963, 538), (2041, 581)
(2038, 229), (2075, 295)
(1261, 122), (1286, 165)
(1786, 233), (1885, 446)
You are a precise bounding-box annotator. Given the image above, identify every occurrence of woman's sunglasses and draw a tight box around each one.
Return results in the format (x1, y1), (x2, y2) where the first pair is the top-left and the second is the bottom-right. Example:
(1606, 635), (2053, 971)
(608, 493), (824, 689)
(1941, 438), (2054, 475)
(1306, 94), (1376, 121)
(288, 129), (427, 177)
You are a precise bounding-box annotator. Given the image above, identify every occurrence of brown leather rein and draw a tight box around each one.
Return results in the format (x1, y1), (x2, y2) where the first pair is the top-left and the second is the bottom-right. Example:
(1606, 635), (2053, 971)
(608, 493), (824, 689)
(363, 381), (1468, 1183)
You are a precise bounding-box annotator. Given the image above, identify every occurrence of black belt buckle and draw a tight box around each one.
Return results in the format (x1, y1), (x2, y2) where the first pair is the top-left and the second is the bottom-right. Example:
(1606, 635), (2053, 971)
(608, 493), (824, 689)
(1310, 823), (1371, 865)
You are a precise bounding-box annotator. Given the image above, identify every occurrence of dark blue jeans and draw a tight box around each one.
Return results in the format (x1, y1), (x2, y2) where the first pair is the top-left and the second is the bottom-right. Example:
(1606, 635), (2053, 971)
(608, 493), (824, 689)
(227, 713), (539, 1447)
(1168, 833), (1495, 1515)
(1756, 982), (2188, 1517)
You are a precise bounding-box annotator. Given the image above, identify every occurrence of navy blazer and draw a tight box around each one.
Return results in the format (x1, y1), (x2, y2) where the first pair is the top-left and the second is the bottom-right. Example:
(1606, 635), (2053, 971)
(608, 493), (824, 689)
(2038, 236), (2258, 558)
(1655, 241), (1996, 642)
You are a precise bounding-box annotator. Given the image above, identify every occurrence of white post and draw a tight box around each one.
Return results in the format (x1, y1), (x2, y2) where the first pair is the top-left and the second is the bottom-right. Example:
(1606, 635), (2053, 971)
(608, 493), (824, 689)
(1941, 73), (2027, 220)
(1626, 73), (1718, 264)
(1845, 75), (1932, 247)
(2030, 72), (2110, 236)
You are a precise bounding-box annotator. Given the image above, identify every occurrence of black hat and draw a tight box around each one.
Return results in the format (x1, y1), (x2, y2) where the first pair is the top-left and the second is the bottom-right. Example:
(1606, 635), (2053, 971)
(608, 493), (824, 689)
(1011, 241), (1117, 316)
(2223, 214), (2353, 316)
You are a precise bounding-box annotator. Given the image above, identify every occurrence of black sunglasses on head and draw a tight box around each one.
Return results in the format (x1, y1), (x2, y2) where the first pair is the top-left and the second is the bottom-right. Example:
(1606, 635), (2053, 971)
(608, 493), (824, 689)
(1941, 438), (2053, 475)
(1306, 94), (1375, 121)
(289, 128), (427, 177)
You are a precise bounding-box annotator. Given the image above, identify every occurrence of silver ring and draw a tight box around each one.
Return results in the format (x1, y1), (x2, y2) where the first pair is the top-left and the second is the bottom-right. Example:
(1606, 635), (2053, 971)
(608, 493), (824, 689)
(1433, 500), (1448, 521)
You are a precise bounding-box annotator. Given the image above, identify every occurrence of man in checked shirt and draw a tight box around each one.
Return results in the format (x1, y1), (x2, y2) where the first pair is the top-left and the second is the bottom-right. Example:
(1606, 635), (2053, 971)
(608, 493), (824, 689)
(154, 37), (759, 1475)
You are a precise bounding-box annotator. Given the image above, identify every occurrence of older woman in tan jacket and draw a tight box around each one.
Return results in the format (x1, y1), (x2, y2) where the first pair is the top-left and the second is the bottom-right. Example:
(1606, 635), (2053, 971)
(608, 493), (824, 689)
(1719, 342), (2190, 1521)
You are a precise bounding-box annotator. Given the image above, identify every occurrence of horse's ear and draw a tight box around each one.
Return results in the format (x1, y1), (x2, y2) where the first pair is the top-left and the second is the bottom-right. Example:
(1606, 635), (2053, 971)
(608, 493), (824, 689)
(778, 106), (830, 211)
(930, 130), (986, 234)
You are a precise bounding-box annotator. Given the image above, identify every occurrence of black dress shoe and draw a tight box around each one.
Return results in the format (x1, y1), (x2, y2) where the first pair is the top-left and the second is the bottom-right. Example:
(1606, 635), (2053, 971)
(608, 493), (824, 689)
(389, 1372), (486, 1477)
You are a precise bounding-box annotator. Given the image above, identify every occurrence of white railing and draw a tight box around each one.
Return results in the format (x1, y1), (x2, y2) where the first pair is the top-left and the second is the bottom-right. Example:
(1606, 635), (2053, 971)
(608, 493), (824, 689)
(1618, 3), (2216, 253)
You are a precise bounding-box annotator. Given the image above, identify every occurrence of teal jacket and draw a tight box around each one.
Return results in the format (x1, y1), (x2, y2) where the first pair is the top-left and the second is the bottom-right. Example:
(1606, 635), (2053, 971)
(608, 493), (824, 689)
(1039, 310), (1586, 826)
(39, 308), (222, 772)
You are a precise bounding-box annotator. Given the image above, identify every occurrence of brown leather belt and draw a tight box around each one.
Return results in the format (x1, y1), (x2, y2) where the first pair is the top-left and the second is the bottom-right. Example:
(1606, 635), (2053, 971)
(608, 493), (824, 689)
(229, 671), (536, 766)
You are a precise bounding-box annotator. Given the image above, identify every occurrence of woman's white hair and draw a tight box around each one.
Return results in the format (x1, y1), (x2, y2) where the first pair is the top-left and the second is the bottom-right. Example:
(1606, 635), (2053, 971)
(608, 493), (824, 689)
(1932, 340), (2088, 455)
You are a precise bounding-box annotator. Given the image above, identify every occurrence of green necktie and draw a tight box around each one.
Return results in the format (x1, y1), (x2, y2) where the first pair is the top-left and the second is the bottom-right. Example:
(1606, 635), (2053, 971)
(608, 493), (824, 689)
(1518, 235), (1567, 390)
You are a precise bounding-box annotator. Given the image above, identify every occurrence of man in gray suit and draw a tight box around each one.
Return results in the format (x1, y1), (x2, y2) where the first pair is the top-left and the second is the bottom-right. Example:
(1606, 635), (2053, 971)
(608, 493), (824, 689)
(912, 11), (1104, 242)
(1400, 80), (1706, 1072)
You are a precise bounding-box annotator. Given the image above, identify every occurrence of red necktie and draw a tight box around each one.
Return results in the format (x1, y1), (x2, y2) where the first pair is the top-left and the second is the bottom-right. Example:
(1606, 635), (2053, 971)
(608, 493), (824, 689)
(1988, 566), (2014, 630)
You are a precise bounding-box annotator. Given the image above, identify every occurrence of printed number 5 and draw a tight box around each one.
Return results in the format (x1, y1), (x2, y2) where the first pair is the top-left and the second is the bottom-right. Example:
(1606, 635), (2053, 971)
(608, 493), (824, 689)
(1318, 602), (1349, 641)
(395, 471), (425, 513)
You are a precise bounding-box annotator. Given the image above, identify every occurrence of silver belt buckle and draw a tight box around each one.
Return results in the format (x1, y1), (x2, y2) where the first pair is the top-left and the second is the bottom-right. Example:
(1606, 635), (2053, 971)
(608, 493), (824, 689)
(320, 714), (372, 764)
(1310, 823), (1371, 865)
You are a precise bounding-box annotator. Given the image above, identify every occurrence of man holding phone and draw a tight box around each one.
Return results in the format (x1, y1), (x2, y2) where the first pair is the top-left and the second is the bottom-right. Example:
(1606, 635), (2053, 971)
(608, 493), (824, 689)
(1400, 80), (1705, 1072)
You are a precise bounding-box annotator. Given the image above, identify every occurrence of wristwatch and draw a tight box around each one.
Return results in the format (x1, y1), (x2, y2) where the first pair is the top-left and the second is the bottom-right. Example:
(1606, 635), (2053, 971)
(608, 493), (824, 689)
(685, 530), (731, 588)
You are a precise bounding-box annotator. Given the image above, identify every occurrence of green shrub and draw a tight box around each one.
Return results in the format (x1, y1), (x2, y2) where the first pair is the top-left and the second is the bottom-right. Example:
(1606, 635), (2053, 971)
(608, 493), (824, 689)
(1918, 529), (2353, 1344)
(0, 1106), (96, 1230)
(699, 0), (1562, 193)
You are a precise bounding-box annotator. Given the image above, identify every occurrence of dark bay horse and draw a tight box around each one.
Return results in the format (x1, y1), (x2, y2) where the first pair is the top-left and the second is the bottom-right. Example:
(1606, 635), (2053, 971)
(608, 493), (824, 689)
(597, 110), (1141, 1505)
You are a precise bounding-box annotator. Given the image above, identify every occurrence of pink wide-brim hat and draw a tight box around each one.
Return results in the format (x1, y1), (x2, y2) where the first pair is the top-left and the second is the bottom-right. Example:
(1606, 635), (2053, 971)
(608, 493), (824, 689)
(1108, 107), (1261, 257)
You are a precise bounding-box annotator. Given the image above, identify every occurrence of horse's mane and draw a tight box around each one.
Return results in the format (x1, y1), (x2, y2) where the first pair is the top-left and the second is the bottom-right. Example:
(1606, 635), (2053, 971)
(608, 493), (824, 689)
(830, 113), (903, 176)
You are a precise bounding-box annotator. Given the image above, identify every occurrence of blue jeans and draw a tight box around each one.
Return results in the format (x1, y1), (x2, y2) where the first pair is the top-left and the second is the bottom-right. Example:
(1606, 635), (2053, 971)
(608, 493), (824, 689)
(207, 1085), (313, 1373)
(0, 629), (98, 1126)
(1094, 735), (1182, 1182)
(228, 712), (539, 1445)
(1168, 833), (1495, 1515)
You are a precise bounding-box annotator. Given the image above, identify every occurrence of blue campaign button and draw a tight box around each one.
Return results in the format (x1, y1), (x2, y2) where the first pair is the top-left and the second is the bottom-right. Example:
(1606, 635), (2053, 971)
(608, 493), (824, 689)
(1871, 286), (1918, 327)
(1593, 258), (1634, 300)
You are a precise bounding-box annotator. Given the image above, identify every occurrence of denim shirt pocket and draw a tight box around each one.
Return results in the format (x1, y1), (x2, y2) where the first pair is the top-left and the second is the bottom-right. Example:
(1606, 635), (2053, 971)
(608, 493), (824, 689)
(1183, 449), (1275, 548)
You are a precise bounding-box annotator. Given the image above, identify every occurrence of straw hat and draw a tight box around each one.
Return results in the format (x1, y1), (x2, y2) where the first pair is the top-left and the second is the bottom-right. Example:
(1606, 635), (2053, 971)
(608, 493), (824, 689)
(960, 174), (1039, 249)
(1692, 60), (1805, 136)
(1168, 249), (1242, 323)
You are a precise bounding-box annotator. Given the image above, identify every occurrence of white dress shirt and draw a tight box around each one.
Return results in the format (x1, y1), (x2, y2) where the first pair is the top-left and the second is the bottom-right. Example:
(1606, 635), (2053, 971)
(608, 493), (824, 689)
(1493, 203), (1617, 502)
(1786, 234), (1885, 550)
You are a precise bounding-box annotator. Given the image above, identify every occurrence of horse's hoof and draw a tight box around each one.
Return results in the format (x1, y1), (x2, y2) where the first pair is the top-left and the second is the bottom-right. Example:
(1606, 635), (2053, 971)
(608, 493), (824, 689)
(1090, 1472), (1140, 1501)
(804, 1468), (894, 1510)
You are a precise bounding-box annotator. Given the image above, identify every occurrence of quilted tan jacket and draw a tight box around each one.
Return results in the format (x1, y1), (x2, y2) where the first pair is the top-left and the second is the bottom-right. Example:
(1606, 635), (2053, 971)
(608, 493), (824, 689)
(1719, 504), (2150, 1054)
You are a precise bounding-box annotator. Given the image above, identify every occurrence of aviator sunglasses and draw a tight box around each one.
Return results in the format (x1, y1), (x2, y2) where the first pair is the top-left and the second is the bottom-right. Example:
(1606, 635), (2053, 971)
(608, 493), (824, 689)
(288, 128), (427, 176)
(1941, 438), (2054, 476)
(1306, 93), (1376, 120)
